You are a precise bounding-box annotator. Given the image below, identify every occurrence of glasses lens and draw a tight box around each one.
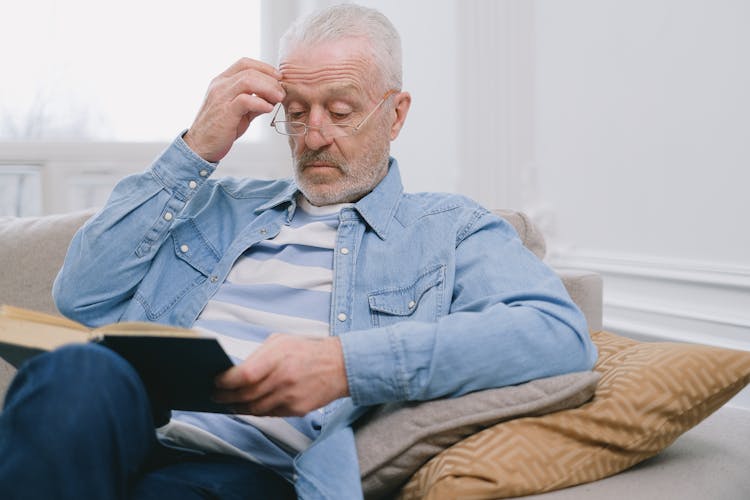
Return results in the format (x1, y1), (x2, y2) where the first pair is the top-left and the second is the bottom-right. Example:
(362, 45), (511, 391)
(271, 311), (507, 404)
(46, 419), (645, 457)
(321, 124), (357, 138)
(275, 122), (306, 135)
(273, 122), (358, 137)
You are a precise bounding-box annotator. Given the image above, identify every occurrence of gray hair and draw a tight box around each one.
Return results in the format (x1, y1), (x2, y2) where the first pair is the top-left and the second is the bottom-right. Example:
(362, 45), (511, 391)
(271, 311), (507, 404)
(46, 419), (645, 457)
(278, 4), (403, 92)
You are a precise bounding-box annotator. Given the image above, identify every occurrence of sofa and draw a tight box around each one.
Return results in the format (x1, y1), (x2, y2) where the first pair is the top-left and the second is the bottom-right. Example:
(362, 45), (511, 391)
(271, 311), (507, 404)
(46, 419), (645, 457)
(1, 209), (749, 499)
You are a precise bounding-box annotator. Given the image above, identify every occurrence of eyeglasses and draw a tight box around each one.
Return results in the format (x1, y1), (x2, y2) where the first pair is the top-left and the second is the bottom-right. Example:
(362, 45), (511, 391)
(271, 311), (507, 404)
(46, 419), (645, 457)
(270, 89), (398, 138)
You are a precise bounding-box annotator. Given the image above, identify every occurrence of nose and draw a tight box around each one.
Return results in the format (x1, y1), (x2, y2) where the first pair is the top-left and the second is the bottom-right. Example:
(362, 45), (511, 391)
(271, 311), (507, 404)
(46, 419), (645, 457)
(303, 108), (335, 150)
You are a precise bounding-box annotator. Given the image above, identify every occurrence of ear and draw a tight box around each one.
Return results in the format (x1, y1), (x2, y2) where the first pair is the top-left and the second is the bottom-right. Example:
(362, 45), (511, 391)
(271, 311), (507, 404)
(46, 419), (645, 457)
(389, 91), (411, 141)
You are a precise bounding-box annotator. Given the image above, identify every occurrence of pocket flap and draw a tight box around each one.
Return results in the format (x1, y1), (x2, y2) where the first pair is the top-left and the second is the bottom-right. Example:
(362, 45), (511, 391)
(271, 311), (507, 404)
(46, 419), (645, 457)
(368, 264), (445, 316)
(171, 220), (220, 276)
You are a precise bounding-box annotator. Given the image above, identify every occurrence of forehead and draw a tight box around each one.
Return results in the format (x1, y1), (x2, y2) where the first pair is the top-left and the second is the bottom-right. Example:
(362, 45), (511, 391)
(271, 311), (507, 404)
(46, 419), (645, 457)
(279, 37), (379, 99)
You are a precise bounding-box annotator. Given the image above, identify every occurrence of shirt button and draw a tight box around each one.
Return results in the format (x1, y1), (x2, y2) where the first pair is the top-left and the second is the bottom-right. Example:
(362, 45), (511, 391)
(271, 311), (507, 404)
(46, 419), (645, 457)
(180, 244), (189, 253)
(163, 212), (173, 221)
(199, 169), (209, 177)
(408, 300), (416, 309)
(340, 247), (349, 255)
(337, 313), (347, 322)
(210, 275), (219, 283)
(260, 228), (268, 236)
(188, 180), (198, 189)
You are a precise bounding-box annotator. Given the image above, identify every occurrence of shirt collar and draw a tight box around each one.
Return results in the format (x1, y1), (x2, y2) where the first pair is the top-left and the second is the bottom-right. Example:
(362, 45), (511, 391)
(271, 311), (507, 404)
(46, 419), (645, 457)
(254, 182), (298, 216)
(351, 157), (403, 239)
(254, 157), (404, 239)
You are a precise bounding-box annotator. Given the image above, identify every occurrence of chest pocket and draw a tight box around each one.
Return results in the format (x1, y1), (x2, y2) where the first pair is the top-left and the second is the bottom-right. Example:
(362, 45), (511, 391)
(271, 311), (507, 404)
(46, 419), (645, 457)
(171, 220), (221, 276)
(135, 220), (220, 320)
(367, 264), (446, 328)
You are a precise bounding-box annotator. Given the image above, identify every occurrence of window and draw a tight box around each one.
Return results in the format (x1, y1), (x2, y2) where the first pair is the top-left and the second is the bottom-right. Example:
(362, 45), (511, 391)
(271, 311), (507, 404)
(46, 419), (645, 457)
(1, 0), (262, 142)
(0, 0), (290, 216)
(0, 166), (42, 216)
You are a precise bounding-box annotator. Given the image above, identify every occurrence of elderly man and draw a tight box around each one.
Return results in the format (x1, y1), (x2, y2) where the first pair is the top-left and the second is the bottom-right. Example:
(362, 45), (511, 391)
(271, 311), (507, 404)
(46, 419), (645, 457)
(0, 4), (596, 500)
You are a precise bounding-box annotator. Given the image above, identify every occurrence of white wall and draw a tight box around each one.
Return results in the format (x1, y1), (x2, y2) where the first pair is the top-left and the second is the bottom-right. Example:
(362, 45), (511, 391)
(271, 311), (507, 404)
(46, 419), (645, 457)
(534, 0), (750, 265)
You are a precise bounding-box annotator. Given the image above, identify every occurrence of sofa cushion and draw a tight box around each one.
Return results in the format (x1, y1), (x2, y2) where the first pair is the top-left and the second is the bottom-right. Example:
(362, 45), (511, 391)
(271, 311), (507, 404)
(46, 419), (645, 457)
(355, 370), (599, 499)
(0, 210), (95, 315)
(398, 331), (750, 499)
(557, 269), (602, 332)
(492, 209), (546, 259)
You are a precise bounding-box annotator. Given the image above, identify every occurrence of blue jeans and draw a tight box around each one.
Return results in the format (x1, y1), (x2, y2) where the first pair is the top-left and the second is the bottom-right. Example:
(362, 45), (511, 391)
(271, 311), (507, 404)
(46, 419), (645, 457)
(0, 344), (296, 500)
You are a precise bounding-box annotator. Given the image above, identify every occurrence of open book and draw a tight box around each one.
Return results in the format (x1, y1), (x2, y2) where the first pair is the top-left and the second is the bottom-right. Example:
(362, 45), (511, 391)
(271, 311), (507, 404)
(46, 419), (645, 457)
(0, 305), (233, 413)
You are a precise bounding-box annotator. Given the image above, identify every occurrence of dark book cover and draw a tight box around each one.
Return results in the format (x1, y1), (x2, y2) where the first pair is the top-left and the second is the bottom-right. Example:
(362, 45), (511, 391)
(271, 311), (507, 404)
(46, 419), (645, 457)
(97, 336), (234, 413)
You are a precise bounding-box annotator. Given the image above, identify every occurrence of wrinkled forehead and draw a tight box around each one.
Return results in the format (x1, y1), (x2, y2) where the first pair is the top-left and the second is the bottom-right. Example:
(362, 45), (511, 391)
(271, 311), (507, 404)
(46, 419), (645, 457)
(279, 38), (381, 100)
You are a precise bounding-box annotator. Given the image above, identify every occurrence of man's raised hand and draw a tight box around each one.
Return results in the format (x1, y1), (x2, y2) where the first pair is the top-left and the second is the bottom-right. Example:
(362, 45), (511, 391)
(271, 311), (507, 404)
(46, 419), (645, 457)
(184, 58), (285, 163)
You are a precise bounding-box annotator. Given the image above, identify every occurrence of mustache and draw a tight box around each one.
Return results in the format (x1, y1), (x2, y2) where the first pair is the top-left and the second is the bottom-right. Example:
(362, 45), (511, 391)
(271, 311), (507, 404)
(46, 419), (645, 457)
(295, 151), (346, 171)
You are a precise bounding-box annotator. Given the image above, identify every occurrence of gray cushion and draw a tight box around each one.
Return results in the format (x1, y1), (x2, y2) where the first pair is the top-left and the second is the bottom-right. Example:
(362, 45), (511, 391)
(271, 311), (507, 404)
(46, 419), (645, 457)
(355, 370), (600, 499)
(0, 209), (95, 315)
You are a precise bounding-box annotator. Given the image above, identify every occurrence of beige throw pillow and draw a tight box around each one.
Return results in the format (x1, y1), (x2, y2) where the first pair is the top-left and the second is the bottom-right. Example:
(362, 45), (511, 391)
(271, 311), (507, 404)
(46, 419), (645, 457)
(398, 331), (750, 499)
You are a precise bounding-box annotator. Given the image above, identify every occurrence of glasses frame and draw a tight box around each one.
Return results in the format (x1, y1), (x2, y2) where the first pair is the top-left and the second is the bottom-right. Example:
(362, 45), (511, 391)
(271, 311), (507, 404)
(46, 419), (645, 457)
(270, 89), (399, 138)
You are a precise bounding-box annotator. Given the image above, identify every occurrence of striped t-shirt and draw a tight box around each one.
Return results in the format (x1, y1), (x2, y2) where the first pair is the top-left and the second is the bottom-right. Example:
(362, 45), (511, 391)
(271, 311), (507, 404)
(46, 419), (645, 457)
(157, 197), (349, 478)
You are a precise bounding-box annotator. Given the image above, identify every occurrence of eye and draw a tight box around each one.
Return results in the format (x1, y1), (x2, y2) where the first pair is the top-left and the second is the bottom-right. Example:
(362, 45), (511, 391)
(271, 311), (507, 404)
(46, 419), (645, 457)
(330, 111), (352, 121)
(286, 110), (306, 121)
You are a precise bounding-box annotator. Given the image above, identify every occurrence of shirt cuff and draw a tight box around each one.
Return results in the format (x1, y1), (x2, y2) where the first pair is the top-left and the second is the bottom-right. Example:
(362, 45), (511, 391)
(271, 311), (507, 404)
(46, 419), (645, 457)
(339, 326), (410, 406)
(149, 131), (218, 201)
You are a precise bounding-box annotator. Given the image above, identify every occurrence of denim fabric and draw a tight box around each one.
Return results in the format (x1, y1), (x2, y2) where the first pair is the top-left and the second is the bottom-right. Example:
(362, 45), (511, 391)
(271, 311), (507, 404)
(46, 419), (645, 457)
(0, 344), (294, 500)
(51, 135), (597, 499)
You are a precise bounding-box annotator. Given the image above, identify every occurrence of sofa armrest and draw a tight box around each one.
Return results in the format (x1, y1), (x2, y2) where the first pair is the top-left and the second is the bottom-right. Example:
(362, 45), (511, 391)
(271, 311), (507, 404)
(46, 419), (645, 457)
(557, 268), (603, 333)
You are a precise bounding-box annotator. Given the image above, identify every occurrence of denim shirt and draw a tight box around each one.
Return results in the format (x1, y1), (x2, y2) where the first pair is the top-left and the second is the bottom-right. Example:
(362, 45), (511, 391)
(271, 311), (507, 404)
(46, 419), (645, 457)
(53, 135), (597, 499)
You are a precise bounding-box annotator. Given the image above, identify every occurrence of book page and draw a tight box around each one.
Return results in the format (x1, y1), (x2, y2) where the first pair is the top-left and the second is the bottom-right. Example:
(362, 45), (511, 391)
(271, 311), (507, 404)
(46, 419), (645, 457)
(0, 316), (91, 351)
(0, 305), (201, 352)
(96, 321), (200, 338)
(0, 305), (87, 331)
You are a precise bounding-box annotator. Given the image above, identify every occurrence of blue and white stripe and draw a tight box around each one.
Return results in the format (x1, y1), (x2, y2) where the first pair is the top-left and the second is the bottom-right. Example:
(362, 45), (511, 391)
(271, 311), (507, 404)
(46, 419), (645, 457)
(159, 197), (349, 478)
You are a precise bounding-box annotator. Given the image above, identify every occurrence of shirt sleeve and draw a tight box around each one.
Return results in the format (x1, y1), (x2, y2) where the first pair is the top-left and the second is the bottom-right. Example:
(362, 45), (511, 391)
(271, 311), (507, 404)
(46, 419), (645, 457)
(338, 209), (598, 406)
(53, 133), (217, 327)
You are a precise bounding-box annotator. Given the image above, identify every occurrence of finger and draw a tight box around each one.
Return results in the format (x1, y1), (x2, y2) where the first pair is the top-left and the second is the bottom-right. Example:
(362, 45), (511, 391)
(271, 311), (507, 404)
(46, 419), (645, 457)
(219, 57), (282, 80)
(214, 364), (261, 390)
(212, 371), (278, 405)
(214, 340), (282, 390)
(212, 387), (260, 406)
(229, 93), (275, 120)
(225, 69), (286, 105)
(231, 391), (300, 417)
(231, 401), (289, 417)
(240, 393), (289, 416)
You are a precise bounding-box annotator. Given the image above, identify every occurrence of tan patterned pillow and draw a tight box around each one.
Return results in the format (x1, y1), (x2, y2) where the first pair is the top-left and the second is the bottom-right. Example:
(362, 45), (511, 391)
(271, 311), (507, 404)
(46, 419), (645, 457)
(398, 331), (750, 499)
